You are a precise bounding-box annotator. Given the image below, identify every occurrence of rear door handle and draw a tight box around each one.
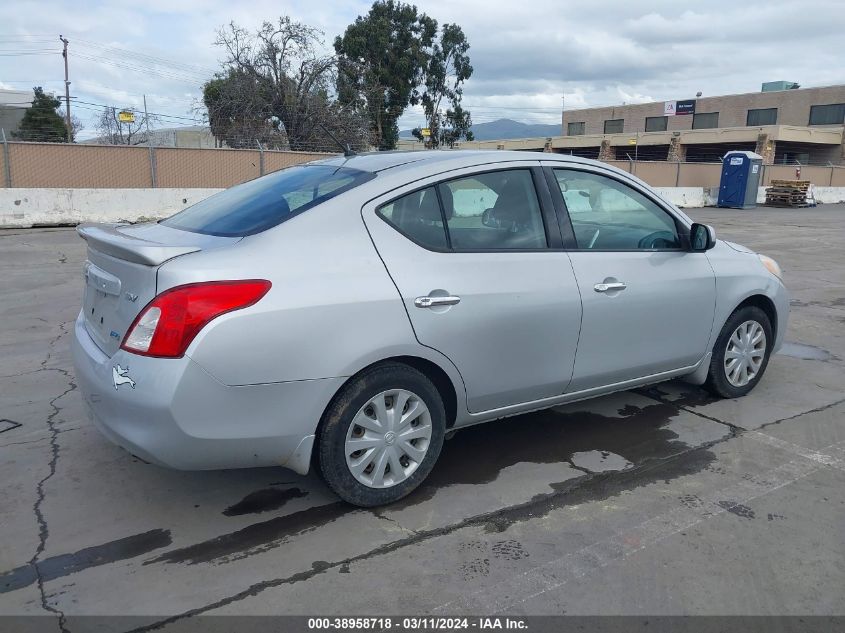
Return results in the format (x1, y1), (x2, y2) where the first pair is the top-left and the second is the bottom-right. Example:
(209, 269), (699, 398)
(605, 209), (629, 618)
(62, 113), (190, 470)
(414, 295), (461, 308)
(594, 282), (627, 293)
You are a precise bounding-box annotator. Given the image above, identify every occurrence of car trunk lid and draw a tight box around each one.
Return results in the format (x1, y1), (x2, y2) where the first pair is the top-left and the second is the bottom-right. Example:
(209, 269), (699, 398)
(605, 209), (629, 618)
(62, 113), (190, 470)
(77, 222), (239, 356)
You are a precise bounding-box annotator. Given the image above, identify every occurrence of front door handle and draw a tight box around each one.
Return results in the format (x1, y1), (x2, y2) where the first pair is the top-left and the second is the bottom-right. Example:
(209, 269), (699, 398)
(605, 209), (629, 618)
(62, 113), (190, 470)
(414, 295), (461, 308)
(594, 282), (627, 293)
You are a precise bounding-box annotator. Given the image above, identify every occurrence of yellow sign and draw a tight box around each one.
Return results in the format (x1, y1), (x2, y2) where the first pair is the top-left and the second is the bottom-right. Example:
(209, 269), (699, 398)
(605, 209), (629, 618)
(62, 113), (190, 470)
(118, 110), (135, 123)
(628, 138), (637, 145)
(421, 128), (431, 137)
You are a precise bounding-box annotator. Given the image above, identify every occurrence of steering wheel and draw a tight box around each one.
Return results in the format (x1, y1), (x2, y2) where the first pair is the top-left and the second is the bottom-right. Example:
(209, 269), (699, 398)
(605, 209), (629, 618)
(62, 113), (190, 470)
(588, 228), (600, 249)
(637, 230), (677, 249)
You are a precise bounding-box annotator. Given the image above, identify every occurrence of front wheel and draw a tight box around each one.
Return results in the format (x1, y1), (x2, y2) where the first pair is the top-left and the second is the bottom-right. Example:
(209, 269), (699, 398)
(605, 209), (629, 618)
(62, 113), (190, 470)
(704, 306), (773, 398)
(317, 363), (446, 507)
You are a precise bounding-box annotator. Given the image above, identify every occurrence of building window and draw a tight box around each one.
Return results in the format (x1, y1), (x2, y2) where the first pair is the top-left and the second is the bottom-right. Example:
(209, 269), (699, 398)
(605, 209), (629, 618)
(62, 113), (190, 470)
(645, 116), (668, 132)
(567, 121), (585, 136)
(603, 119), (623, 134)
(692, 112), (719, 129)
(747, 108), (777, 126)
(809, 103), (845, 125)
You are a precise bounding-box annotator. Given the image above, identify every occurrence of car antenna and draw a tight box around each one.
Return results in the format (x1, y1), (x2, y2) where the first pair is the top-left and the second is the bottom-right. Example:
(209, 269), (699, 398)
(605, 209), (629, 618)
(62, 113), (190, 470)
(320, 123), (356, 158)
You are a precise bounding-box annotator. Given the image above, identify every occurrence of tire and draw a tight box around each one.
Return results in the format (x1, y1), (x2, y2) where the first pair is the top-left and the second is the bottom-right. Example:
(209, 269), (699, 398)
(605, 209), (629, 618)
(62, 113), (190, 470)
(704, 305), (773, 399)
(317, 362), (446, 507)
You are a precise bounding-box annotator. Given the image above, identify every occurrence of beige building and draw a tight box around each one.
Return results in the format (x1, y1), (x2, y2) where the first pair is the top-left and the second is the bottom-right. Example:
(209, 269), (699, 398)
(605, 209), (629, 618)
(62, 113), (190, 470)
(562, 84), (845, 136)
(400, 83), (845, 166)
(558, 83), (845, 164)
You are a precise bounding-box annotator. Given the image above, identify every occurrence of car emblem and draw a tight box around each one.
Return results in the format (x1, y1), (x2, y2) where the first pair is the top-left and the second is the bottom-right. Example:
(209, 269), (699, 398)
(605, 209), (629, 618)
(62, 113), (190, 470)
(112, 365), (136, 391)
(110, 330), (120, 339)
(125, 292), (139, 302)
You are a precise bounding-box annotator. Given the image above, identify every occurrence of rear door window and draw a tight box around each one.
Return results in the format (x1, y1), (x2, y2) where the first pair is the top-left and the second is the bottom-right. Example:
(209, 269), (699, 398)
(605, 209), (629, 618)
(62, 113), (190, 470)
(438, 170), (547, 250)
(162, 165), (374, 237)
(377, 169), (548, 252)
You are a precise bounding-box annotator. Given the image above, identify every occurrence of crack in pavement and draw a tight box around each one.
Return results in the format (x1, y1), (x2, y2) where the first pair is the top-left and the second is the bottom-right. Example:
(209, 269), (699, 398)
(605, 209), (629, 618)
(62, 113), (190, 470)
(758, 396), (845, 429)
(25, 324), (76, 633)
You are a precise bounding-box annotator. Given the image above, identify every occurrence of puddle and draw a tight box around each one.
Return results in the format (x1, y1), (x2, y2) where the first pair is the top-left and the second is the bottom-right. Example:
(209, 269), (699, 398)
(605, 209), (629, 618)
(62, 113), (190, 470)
(570, 450), (633, 473)
(223, 487), (309, 517)
(777, 342), (832, 361)
(0, 529), (171, 594)
(142, 393), (710, 567)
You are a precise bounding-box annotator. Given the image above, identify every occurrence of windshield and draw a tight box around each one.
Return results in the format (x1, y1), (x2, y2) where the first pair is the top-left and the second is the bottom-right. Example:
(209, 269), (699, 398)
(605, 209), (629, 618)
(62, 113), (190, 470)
(161, 164), (374, 237)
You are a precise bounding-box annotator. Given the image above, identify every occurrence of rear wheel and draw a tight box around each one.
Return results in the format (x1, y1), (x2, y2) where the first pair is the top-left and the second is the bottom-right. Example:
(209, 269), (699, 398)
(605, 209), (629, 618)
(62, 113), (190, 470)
(705, 306), (773, 398)
(317, 363), (445, 507)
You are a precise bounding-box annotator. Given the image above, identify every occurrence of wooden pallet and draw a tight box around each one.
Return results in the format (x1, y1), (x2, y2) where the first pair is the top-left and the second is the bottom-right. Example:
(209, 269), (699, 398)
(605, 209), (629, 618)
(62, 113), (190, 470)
(769, 179), (811, 191)
(765, 180), (811, 207)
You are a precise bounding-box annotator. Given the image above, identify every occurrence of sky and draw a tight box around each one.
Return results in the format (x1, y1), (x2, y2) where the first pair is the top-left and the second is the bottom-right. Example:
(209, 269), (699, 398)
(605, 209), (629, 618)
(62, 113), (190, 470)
(1, 0), (844, 140)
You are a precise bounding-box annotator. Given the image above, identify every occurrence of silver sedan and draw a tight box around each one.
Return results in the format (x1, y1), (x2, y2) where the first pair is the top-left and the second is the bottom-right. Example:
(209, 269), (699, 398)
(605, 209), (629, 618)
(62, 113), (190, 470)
(72, 151), (788, 506)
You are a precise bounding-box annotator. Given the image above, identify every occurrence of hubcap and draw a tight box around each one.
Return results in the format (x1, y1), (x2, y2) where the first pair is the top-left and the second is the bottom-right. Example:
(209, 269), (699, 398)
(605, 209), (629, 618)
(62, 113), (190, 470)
(344, 389), (432, 489)
(724, 320), (767, 387)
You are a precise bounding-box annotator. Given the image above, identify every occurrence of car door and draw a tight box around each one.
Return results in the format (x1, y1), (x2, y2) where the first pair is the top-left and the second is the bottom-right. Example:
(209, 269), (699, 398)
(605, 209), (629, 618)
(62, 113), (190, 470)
(362, 164), (582, 413)
(544, 164), (716, 392)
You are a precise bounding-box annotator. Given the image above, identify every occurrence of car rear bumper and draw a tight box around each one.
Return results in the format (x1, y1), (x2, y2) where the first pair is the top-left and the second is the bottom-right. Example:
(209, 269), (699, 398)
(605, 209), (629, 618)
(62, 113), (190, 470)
(71, 311), (343, 473)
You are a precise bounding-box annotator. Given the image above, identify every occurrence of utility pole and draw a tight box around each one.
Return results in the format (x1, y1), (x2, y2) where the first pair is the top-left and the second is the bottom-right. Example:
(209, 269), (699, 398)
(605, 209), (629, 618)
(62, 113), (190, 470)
(59, 35), (71, 142)
(144, 95), (157, 187)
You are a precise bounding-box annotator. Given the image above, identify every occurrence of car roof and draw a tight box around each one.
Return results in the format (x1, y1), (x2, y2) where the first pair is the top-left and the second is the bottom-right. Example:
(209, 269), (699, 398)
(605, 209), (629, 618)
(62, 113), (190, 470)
(310, 150), (607, 175)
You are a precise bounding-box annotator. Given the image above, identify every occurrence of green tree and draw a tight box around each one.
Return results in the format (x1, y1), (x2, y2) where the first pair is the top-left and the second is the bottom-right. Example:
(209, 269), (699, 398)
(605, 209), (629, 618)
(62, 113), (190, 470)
(335, 0), (436, 150)
(412, 23), (474, 148)
(13, 87), (69, 143)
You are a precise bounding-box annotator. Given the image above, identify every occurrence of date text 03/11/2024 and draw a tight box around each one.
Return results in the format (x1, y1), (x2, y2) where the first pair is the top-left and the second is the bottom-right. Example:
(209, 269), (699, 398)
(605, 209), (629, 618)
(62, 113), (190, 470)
(306, 617), (528, 630)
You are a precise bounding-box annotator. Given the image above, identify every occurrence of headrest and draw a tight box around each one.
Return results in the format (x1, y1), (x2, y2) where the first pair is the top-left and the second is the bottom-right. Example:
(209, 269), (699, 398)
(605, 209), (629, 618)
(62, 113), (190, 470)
(418, 189), (443, 224)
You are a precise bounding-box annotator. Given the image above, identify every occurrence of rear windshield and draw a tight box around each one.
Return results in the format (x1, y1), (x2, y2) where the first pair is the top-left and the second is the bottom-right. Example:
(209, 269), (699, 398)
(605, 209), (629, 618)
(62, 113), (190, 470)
(161, 165), (374, 237)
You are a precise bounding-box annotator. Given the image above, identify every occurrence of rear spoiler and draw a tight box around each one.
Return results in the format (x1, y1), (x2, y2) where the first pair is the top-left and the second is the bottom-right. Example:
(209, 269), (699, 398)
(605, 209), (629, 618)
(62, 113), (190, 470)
(76, 223), (201, 266)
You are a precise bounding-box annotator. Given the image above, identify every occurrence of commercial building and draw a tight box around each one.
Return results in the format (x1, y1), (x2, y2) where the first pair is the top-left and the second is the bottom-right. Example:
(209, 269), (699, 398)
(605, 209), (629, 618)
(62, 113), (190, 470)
(400, 83), (845, 166)
(0, 89), (33, 137)
(558, 83), (845, 164)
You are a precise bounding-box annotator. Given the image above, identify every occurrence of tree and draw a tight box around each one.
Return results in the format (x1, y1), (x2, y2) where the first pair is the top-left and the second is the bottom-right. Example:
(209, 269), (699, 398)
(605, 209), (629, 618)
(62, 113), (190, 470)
(335, 0), (436, 150)
(208, 17), (367, 151)
(412, 23), (474, 148)
(95, 107), (156, 145)
(203, 69), (285, 148)
(13, 87), (68, 143)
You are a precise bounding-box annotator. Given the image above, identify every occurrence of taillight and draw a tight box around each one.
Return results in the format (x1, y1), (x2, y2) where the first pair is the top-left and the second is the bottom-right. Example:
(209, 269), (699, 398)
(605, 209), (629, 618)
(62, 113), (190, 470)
(121, 280), (271, 358)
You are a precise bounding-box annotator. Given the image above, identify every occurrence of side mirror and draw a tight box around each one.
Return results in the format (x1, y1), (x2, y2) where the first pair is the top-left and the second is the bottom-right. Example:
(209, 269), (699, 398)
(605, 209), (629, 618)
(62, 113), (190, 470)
(481, 208), (497, 228)
(689, 223), (716, 251)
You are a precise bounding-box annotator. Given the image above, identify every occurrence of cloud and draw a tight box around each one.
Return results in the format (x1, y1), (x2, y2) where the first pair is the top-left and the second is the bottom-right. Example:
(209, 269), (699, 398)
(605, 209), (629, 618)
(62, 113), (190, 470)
(1, 0), (843, 137)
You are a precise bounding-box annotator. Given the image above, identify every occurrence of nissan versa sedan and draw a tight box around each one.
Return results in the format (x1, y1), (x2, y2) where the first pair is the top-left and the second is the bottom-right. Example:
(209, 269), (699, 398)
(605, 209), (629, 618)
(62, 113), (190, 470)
(72, 150), (788, 506)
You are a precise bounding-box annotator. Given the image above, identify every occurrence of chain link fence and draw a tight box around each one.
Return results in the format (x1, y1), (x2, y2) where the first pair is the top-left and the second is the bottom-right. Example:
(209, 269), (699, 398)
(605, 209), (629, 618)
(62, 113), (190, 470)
(0, 136), (334, 189)
(3, 135), (845, 190)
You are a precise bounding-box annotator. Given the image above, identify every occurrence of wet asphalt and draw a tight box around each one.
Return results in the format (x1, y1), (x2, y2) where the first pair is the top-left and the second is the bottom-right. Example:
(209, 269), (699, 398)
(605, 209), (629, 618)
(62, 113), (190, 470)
(0, 206), (843, 627)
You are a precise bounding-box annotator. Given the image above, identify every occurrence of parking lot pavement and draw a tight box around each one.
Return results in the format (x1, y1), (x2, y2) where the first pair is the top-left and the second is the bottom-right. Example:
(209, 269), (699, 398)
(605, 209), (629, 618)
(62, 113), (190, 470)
(0, 206), (843, 626)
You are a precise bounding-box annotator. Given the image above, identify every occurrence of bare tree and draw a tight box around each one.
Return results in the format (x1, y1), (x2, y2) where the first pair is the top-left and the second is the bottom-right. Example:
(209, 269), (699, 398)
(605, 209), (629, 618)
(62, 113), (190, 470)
(208, 17), (369, 151)
(95, 107), (157, 145)
(70, 115), (84, 142)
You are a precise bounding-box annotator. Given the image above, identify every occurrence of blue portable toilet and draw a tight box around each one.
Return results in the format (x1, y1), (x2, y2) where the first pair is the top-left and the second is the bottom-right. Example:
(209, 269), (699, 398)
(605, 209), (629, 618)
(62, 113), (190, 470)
(718, 150), (763, 209)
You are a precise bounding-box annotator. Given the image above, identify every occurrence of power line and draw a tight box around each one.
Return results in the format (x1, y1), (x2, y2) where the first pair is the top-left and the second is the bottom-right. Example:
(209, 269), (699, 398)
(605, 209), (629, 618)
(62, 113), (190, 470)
(74, 37), (218, 76)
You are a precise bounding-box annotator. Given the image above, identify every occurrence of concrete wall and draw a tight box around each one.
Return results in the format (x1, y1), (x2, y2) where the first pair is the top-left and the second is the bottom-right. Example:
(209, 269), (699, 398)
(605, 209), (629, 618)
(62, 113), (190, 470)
(0, 188), (223, 227)
(3, 186), (844, 228)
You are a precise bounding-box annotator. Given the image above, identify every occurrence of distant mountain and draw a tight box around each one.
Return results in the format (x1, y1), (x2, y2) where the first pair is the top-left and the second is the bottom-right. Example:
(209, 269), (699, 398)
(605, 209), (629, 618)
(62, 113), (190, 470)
(400, 118), (561, 141)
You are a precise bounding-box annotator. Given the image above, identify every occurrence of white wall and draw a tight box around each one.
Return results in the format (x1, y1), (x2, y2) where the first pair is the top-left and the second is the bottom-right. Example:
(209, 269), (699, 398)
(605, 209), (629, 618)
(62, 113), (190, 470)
(2, 186), (844, 229)
(0, 188), (223, 228)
